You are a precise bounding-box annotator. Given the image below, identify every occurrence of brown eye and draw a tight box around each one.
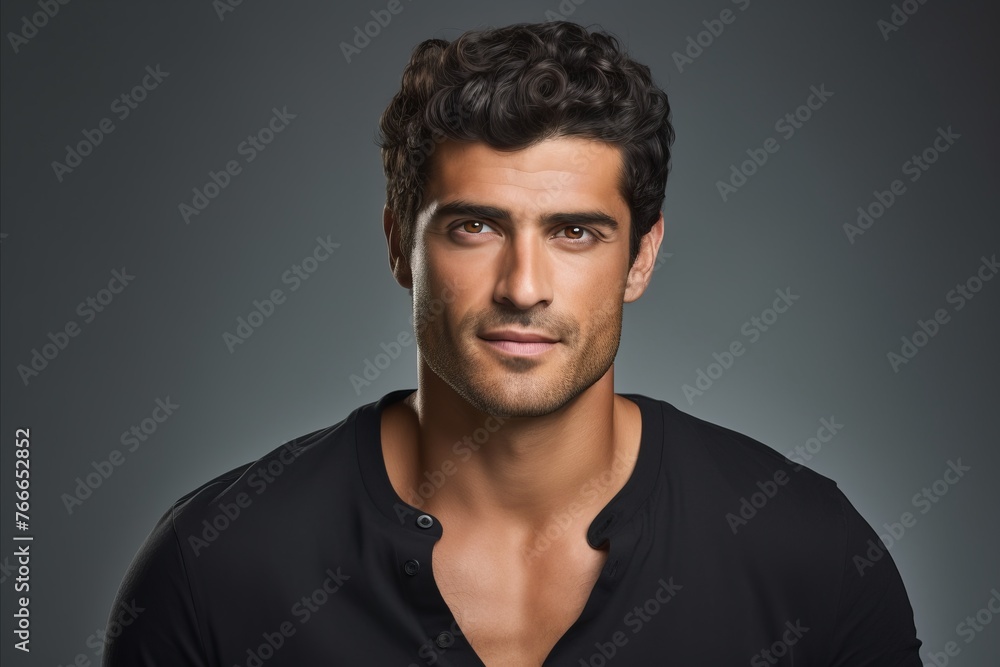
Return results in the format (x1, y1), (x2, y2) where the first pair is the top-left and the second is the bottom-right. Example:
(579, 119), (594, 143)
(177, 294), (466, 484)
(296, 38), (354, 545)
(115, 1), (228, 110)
(459, 220), (491, 233)
(558, 225), (591, 240)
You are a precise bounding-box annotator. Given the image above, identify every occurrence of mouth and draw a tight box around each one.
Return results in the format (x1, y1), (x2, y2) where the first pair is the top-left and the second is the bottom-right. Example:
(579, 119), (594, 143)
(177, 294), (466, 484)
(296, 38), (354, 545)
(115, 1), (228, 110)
(478, 329), (560, 357)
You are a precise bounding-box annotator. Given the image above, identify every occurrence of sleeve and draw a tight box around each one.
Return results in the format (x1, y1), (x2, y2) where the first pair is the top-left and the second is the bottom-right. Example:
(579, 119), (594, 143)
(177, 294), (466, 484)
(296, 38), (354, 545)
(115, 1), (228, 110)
(102, 505), (212, 667)
(826, 488), (923, 666)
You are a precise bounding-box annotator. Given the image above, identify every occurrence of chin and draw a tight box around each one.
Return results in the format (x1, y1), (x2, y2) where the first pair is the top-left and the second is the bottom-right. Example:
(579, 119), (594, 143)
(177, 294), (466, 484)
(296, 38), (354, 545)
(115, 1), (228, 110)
(451, 377), (579, 419)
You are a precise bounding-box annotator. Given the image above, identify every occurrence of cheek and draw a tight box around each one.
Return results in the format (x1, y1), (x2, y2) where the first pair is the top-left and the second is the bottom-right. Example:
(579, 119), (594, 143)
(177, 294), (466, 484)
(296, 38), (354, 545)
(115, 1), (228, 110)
(580, 268), (626, 305)
(578, 282), (625, 332)
(424, 262), (485, 317)
(414, 281), (470, 340)
(420, 243), (470, 292)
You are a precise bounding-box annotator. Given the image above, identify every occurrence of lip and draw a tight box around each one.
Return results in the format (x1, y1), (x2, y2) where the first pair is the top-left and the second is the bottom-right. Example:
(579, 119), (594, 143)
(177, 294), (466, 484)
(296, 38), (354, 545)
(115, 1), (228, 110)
(480, 338), (558, 356)
(478, 330), (560, 357)
(479, 329), (559, 343)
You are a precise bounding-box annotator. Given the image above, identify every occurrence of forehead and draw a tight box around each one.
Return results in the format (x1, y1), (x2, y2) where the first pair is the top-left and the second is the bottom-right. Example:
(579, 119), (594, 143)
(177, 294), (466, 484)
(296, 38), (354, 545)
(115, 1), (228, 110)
(423, 137), (628, 216)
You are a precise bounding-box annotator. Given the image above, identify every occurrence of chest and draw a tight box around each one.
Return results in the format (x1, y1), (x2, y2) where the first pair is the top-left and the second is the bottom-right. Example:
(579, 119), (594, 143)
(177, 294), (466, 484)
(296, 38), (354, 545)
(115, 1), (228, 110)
(430, 534), (609, 667)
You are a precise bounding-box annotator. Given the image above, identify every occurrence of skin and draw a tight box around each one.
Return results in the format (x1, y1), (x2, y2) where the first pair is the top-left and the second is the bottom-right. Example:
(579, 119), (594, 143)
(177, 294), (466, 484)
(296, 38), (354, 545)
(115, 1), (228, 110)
(381, 136), (664, 665)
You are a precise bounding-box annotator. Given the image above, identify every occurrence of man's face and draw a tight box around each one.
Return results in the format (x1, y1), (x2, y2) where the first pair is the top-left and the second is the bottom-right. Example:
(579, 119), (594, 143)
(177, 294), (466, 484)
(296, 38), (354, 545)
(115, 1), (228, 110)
(389, 136), (661, 418)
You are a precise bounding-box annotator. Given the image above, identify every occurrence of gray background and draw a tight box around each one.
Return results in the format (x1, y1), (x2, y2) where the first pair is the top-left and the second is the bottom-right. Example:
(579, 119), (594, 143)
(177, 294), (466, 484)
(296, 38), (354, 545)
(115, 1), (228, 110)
(2, 0), (998, 664)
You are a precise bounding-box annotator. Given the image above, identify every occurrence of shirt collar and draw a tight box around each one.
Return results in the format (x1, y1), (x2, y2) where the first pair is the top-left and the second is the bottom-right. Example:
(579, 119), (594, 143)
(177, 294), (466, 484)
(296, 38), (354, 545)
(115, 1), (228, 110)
(354, 388), (665, 547)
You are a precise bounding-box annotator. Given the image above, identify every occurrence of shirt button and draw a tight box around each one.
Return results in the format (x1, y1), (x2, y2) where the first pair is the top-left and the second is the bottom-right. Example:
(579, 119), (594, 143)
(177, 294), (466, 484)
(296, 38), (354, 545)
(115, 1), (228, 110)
(435, 631), (454, 648)
(403, 559), (420, 576)
(416, 514), (434, 529)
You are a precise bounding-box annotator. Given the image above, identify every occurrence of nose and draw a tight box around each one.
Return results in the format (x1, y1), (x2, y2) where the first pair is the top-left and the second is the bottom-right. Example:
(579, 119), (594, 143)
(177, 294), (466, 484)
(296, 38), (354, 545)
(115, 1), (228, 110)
(493, 232), (553, 310)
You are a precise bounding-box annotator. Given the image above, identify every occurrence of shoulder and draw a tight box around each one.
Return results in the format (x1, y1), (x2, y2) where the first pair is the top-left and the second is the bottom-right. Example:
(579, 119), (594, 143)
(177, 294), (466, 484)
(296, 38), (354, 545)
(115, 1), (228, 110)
(623, 398), (921, 660)
(658, 398), (843, 506)
(164, 410), (361, 559)
(634, 395), (856, 551)
(643, 398), (920, 637)
(103, 405), (373, 664)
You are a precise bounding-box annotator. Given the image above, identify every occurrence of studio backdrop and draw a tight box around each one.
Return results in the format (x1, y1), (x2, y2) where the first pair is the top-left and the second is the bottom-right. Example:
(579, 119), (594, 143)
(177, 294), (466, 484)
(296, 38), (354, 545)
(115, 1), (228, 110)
(1, 0), (998, 665)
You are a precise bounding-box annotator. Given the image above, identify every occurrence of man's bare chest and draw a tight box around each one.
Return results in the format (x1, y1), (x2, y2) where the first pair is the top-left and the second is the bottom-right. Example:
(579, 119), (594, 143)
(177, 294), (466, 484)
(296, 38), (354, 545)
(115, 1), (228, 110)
(430, 533), (609, 667)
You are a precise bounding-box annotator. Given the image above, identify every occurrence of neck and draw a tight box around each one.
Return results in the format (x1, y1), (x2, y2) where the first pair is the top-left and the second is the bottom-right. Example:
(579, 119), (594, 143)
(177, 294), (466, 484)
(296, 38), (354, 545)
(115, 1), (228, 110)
(383, 362), (641, 534)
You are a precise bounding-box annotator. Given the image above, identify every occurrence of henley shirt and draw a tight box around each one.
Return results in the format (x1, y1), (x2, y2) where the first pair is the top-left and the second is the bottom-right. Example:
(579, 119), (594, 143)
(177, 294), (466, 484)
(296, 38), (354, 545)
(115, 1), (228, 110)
(103, 388), (922, 666)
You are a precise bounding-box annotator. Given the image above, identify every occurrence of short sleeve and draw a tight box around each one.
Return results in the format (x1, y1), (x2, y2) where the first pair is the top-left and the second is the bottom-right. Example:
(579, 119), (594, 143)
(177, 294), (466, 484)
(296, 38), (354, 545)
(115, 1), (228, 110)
(102, 506), (211, 667)
(826, 488), (923, 666)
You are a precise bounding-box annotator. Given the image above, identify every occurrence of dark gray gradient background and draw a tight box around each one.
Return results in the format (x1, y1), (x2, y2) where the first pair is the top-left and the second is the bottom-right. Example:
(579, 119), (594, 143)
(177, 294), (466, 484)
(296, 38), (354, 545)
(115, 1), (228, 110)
(2, 0), (998, 664)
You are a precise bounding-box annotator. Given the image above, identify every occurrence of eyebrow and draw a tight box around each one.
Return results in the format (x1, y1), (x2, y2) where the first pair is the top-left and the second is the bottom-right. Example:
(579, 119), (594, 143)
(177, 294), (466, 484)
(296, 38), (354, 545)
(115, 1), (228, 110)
(430, 199), (620, 232)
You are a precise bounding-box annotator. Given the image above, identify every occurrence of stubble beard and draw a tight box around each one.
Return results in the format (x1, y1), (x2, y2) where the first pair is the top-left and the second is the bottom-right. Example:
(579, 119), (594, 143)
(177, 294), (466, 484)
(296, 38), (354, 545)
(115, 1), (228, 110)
(413, 288), (624, 419)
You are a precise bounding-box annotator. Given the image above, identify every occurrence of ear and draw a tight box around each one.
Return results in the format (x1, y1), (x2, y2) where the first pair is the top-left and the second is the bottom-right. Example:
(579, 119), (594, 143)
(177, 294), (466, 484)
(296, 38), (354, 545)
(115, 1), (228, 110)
(623, 212), (664, 303)
(383, 205), (413, 290)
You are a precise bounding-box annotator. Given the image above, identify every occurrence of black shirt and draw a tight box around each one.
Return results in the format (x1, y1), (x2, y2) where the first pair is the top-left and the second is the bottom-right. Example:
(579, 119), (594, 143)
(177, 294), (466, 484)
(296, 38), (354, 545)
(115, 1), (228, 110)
(103, 389), (922, 666)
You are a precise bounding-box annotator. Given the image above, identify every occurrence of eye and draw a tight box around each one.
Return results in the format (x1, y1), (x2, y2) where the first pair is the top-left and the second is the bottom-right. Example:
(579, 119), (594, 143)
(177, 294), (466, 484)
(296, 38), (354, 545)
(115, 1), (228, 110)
(453, 220), (496, 235)
(554, 225), (594, 242)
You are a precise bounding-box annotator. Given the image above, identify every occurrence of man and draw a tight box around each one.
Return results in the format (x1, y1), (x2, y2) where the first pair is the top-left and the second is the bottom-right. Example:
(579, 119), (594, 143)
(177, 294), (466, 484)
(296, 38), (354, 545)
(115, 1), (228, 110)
(104, 21), (922, 666)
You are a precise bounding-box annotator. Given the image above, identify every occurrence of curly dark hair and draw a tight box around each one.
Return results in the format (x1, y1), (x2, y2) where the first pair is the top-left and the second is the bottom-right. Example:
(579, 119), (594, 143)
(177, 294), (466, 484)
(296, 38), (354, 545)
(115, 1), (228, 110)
(376, 20), (675, 268)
